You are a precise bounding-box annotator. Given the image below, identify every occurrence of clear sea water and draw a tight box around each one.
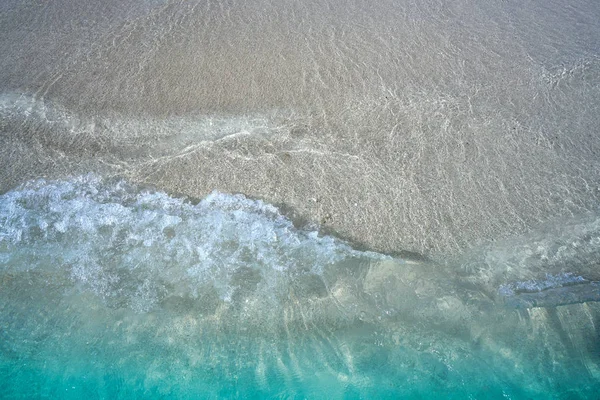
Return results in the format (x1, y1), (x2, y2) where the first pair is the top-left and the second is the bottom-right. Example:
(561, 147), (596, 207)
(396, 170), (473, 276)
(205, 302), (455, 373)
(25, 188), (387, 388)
(1, 175), (599, 399)
(2, 0), (600, 398)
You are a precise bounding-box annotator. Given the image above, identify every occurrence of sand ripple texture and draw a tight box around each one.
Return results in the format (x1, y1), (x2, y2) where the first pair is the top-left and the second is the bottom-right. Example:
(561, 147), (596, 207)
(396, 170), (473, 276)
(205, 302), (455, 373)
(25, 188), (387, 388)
(1, 0), (600, 259)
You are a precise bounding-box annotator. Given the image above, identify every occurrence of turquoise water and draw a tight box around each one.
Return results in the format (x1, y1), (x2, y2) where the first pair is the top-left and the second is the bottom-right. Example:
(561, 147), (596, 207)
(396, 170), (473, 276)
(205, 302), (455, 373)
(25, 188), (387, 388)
(1, 176), (599, 399)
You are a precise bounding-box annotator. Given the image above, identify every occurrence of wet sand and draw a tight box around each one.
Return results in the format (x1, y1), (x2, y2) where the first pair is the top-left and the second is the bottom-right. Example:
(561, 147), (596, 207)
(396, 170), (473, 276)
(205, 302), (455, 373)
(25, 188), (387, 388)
(1, 0), (600, 260)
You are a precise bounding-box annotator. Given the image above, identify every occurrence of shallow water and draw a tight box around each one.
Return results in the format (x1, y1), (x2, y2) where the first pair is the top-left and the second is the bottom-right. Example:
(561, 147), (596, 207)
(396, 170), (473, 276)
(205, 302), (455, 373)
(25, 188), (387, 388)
(1, 0), (600, 397)
(2, 0), (600, 256)
(1, 176), (599, 398)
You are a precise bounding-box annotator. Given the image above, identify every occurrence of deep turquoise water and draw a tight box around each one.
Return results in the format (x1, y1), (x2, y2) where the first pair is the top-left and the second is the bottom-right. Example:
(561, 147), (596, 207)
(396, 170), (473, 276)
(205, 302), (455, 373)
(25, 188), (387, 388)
(1, 176), (599, 398)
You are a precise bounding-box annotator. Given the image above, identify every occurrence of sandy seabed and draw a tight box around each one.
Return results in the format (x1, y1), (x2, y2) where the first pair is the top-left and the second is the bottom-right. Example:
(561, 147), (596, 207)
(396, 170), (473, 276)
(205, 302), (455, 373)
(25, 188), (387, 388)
(1, 1), (600, 397)
(1, 0), (599, 260)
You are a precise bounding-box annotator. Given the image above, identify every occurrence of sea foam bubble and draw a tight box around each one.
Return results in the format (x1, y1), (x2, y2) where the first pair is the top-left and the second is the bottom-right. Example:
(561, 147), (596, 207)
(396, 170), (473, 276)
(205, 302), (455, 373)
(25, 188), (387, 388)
(0, 174), (387, 313)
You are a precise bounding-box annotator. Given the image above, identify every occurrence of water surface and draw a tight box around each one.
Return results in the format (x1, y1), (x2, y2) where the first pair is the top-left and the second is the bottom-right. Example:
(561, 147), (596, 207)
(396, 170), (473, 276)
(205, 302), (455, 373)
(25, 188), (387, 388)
(1, 0), (600, 397)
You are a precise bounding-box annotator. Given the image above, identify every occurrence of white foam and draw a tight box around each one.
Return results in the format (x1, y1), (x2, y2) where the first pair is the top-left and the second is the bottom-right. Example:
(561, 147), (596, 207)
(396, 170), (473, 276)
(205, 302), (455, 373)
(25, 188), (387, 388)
(0, 175), (386, 312)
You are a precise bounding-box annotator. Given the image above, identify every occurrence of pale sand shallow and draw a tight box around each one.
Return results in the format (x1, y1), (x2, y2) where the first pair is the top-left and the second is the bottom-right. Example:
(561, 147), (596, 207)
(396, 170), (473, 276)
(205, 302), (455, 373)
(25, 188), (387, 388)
(1, 0), (600, 260)
(2, 4), (600, 394)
